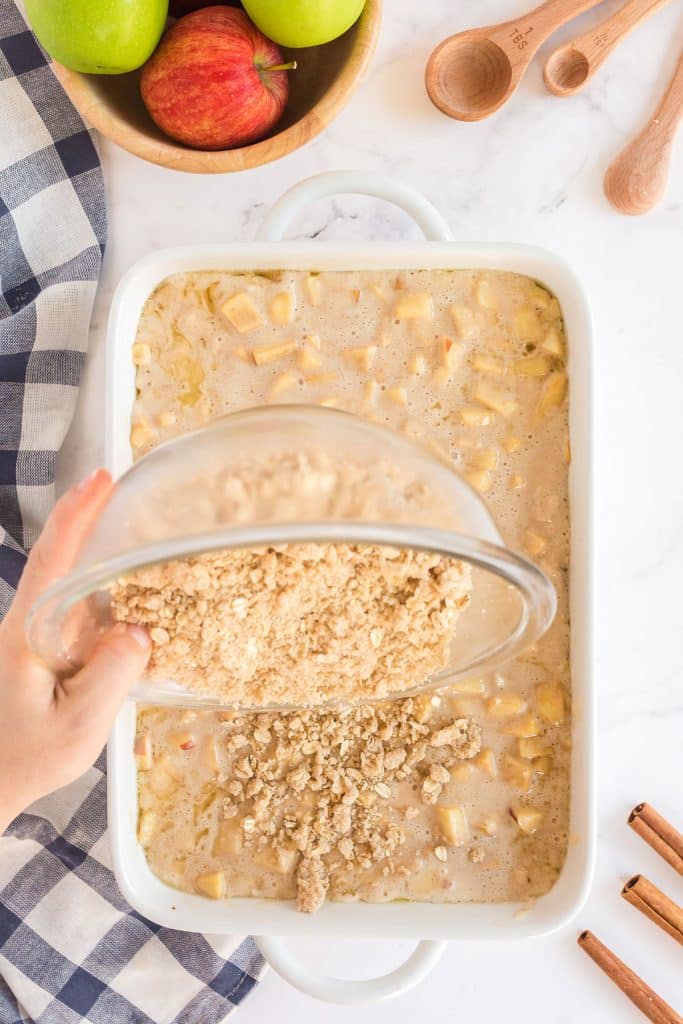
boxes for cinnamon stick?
[622,875,683,947]
[577,931,683,1024]
[628,804,683,876]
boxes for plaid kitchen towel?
[0,4,265,1021]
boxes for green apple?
[242,0,366,48]
[24,0,169,74]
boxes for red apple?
[140,7,293,150]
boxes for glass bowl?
[26,406,556,710]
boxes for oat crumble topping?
[140,699,480,912]
[111,544,471,708]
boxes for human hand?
[0,470,150,833]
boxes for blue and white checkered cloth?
[0,4,264,1020]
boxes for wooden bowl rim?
[53,0,382,174]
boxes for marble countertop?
[59,0,683,1019]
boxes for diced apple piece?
[171,731,196,751]
[532,756,553,775]
[216,823,245,856]
[255,844,299,874]
[344,345,377,371]
[464,469,492,494]
[305,275,322,305]
[538,371,567,416]
[134,733,153,771]
[474,749,497,777]
[269,290,295,326]
[514,308,542,342]
[476,815,498,836]
[459,405,492,427]
[513,355,549,377]
[473,353,505,376]
[306,371,338,384]
[503,435,522,453]
[409,351,427,375]
[251,340,297,365]
[536,681,565,725]
[510,805,543,834]
[221,293,264,333]
[158,411,177,428]
[474,380,517,417]
[518,736,550,759]
[502,754,532,791]
[147,756,179,798]
[214,820,243,856]
[485,693,526,718]
[130,422,156,449]
[196,871,226,900]
[542,329,564,357]
[386,385,407,406]
[450,304,477,338]
[440,336,464,370]
[132,342,151,366]
[232,345,250,363]
[267,372,296,399]
[476,279,497,310]
[509,473,526,490]
[395,292,434,320]
[137,810,157,847]
[436,805,470,847]
[468,447,498,471]
[451,762,474,781]
[298,347,321,372]
[363,379,378,405]
[412,693,440,723]
[503,713,541,738]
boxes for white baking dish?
[106,171,595,1003]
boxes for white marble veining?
[58,0,683,1019]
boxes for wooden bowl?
[53,1,382,174]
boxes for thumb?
[62,623,151,722]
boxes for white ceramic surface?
[58,1,683,1016]
[105,171,594,1003]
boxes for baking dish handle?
[255,936,446,1004]
[256,170,453,243]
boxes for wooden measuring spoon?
[544,0,672,97]
[425,0,608,122]
[604,45,683,214]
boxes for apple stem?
[262,60,298,73]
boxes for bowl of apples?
[27,0,382,173]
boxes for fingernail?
[74,468,106,493]
[121,624,152,652]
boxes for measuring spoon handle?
[545,0,672,95]
[604,48,683,214]
[491,0,610,55]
